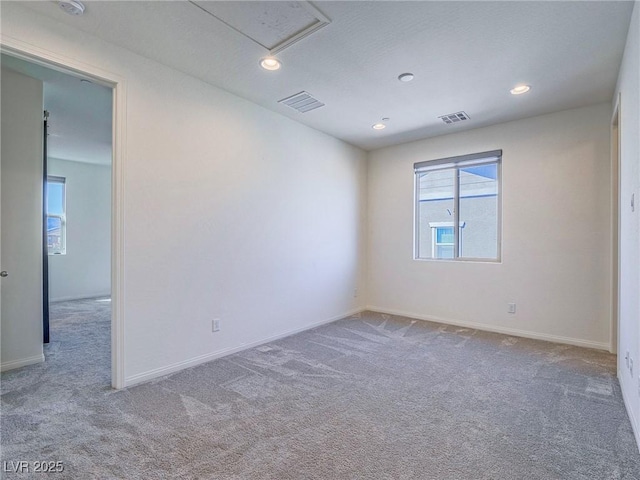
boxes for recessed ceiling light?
[372,123,386,130]
[398,73,414,82]
[510,84,531,95]
[260,57,281,71]
[58,1,85,16]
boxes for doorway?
[611,95,621,358]
[0,42,125,389]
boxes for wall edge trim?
[619,372,640,453]
[365,306,610,351]
[1,354,45,372]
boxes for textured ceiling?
[1,53,112,165]
[191,1,329,52]
[15,1,636,151]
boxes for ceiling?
[1,53,112,165]
[19,1,634,151]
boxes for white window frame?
[414,150,502,262]
[47,176,66,255]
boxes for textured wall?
[1,4,368,385]
[614,0,640,450]
[48,158,111,302]
[368,103,612,349]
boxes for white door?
[0,67,45,371]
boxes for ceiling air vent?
[278,91,325,113]
[439,111,470,124]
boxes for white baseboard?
[619,372,640,453]
[50,293,111,303]
[1,353,45,372]
[365,305,611,351]
[124,307,366,387]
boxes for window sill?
[413,257,502,264]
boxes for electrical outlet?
[212,318,220,332]
[507,303,516,314]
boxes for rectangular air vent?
[278,91,325,113]
[439,111,470,124]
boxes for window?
[428,222,465,259]
[415,150,501,261]
[47,176,66,255]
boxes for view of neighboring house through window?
[47,176,66,255]
[415,150,501,261]
[429,223,459,259]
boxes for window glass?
[458,164,498,259]
[47,177,66,255]
[415,151,501,261]
[417,169,454,259]
[435,227,455,259]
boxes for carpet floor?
[1,299,639,479]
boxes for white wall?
[0,68,44,371]
[615,0,640,449]
[367,103,612,350]
[48,158,111,302]
[1,4,368,385]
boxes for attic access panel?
[190,1,330,54]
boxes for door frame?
[610,94,621,357]
[1,36,127,389]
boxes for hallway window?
[47,176,66,255]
